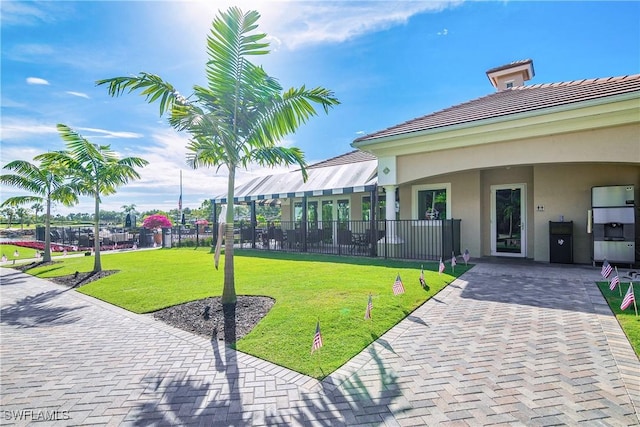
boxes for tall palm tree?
[97,7,339,305]
[0,158,78,261]
[38,124,148,272]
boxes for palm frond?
[0,196,43,207]
[96,72,182,116]
[244,146,308,181]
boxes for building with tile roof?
[352,60,639,264]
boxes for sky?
[1,0,639,216]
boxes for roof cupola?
[486,59,535,91]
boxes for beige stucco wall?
[394,121,639,264]
[399,171,483,258]
[398,164,639,264]
[396,123,639,183]
[532,164,640,264]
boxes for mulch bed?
[10,261,274,342]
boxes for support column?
[380,185,403,257]
[384,185,399,242]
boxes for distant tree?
[97,7,338,310]
[31,202,43,223]
[1,207,15,228]
[0,158,77,261]
[15,207,28,230]
[38,124,148,272]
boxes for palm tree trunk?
[93,192,102,272]
[222,165,237,305]
[43,199,52,262]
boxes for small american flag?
[311,321,323,354]
[393,274,405,295]
[419,266,426,288]
[364,294,373,319]
[463,249,470,265]
[609,273,620,291]
[451,253,457,269]
[438,258,445,275]
[621,283,635,310]
[601,260,613,279]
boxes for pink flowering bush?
[142,214,172,230]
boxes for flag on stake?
[419,266,426,288]
[601,259,613,279]
[364,294,373,319]
[311,321,323,354]
[609,266,620,292]
[620,282,635,311]
[393,274,405,295]
[451,252,457,272]
[438,258,445,275]
[463,249,470,265]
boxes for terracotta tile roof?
[308,150,377,169]
[354,74,640,143]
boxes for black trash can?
[549,221,573,263]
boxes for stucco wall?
[533,164,640,264]
[399,171,483,259]
[396,123,639,183]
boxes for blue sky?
[2,1,639,215]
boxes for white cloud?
[66,91,90,99]
[0,1,65,26]
[175,1,463,50]
[26,77,50,85]
[75,127,143,139]
[0,117,57,140]
[437,28,449,36]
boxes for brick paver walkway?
[1,262,638,426]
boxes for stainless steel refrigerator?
[590,185,636,264]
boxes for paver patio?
[1,261,638,426]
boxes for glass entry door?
[491,184,526,257]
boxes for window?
[294,202,303,222]
[337,199,349,228]
[505,80,514,89]
[413,183,451,219]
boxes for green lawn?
[597,282,640,357]
[0,243,81,262]
[11,248,469,379]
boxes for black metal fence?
[221,219,461,260]
[35,225,139,250]
[35,219,461,261]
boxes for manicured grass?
[13,248,470,379]
[597,282,640,357]
[0,243,81,262]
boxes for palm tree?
[97,7,339,306]
[15,207,28,230]
[38,124,148,272]
[31,202,43,223]
[0,158,78,261]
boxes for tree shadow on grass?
[0,289,85,328]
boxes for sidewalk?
[1,261,638,426]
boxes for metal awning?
[214,159,378,204]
